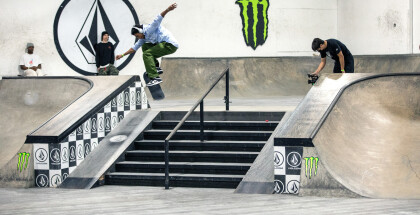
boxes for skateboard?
[143,72,165,100]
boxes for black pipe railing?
[163,68,230,189]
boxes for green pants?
[142,42,177,78]
[98,64,119,76]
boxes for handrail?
[163,68,230,189]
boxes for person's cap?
[102,31,109,38]
[27,43,34,48]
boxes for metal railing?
[163,68,230,189]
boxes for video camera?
[307,74,319,85]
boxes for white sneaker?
[146,78,163,87]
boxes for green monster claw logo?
[236,0,269,50]
[304,157,319,179]
[17,152,30,172]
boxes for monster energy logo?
[236,0,269,50]
[17,152,30,172]
[304,157,319,179]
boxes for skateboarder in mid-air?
[116,3,179,87]
[311,38,354,76]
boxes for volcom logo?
[91,141,98,149]
[77,144,84,159]
[51,174,62,187]
[53,0,139,75]
[105,117,111,130]
[69,146,76,160]
[17,152,30,172]
[111,98,117,107]
[287,152,301,168]
[85,144,91,157]
[274,180,284,194]
[84,120,91,133]
[136,91,141,105]
[287,180,300,194]
[61,147,69,162]
[50,148,61,164]
[99,117,104,131]
[77,126,83,135]
[112,116,117,128]
[274,151,284,167]
[124,92,130,106]
[130,91,135,105]
[91,118,97,132]
[304,157,319,179]
[36,174,49,187]
[119,115,124,123]
[35,148,48,163]
[62,173,69,181]
[236,0,269,50]
[118,94,124,106]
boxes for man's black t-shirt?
[95,42,115,68]
[320,39,352,61]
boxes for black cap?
[101,31,109,39]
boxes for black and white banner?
[274,146,303,194]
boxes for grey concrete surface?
[1,186,420,214]
[159,55,420,100]
[313,75,420,199]
[0,78,91,187]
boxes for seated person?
[19,43,45,76]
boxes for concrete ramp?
[0,77,91,187]
[273,73,419,199]
[313,75,420,198]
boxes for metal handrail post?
[200,101,204,142]
[225,69,230,111]
[164,139,169,189]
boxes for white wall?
[338,0,413,55]
[0,0,336,76]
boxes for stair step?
[152,120,279,131]
[125,150,259,163]
[143,130,272,141]
[134,140,266,152]
[115,161,251,175]
[105,172,243,188]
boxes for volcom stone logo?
[61,147,69,162]
[105,117,111,130]
[69,146,76,160]
[35,148,48,163]
[136,91,141,105]
[287,151,301,168]
[131,91,135,105]
[112,116,117,128]
[304,157,319,179]
[274,180,284,194]
[17,152,30,172]
[85,144,91,157]
[99,117,105,131]
[53,0,139,75]
[274,151,284,167]
[287,180,300,194]
[236,0,269,50]
[36,174,49,187]
[51,174,62,187]
[62,173,69,181]
[124,92,130,106]
[77,144,84,159]
[50,148,61,164]
[91,118,97,132]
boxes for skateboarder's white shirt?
[19,53,45,76]
[132,14,179,51]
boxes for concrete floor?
[1,186,419,214]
